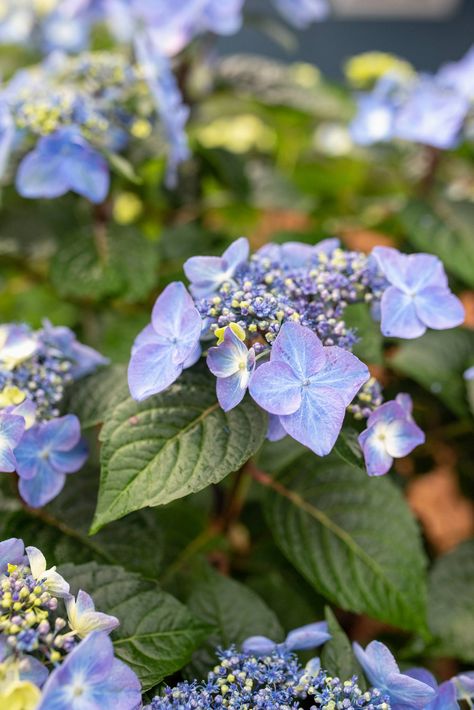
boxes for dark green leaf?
[333,428,365,470]
[64,365,129,428]
[264,456,428,634]
[428,540,474,663]
[60,562,210,689]
[388,328,474,418]
[321,607,365,686]
[92,370,267,532]
[345,303,383,365]
[186,567,283,677]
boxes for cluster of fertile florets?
[0,322,106,507]
[0,538,141,710]
[195,240,386,353]
[150,646,391,709]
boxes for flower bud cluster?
[150,645,391,709]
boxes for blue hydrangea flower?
[405,668,459,710]
[0,537,25,573]
[14,414,88,508]
[0,324,38,370]
[16,126,109,203]
[128,282,202,400]
[393,78,469,149]
[41,322,108,379]
[272,0,329,29]
[257,238,340,268]
[350,89,396,145]
[243,621,331,655]
[438,46,474,101]
[207,327,256,411]
[455,672,474,700]
[353,640,437,709]
[134,31,190,188]
[249,321,369,455]
[358,394,425,477]
[0,412,25,473]
[36,630,141,710]
[65,590,119,639]
[184,237,249,297]
[0,105,14,179]
[372,246,465,339]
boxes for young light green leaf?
[60,562,210,690]
[428,540,474,663]
[92,370,267,532]
[264,456,428,634]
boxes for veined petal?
[266,414,287,442]
[19,467,66,508]
[41,415,81,451]
[14,428,44,480]
[216,370,249,411]
[371,247,409,290]
[359,427,393,477]
[222,236,249,271]
[313,346,369,407]
[271,322,325,379]
[151,282,201,344]
[403,253,448,292]
[380,286,426,339]
[249,361,302,416]
[128,343,182,400]
[280,385,346,456]
[0,447,17,472]
[414,287,465,330]
[0,538,24,573]
[352,641,400,689]
[366,400,406,428]
[385,672,437,709]
[207,329,248,378]
[183,255,225,296]
[0,412,25,450]
[49,438,88,474]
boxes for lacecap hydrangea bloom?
[0,537,141,710]
[0,44,190,197]
[128,237,463,471]
[0,321,106,506]
[350,46,474,150]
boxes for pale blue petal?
[0,447,17,472]
[385,419,425,458]
[131,324,158,354]
[312,346,369,407]
[64,142,109,204]
[366,400,406,428]
[371,247,409,290]
[75,590,96,616]
[273,0,329,28]
[280,386,346,456]
[128,343,182,400]
[183,256,224,295]
[19,466,65,508]
[216,370,248,411]
[249,361,302,416]
[403,254,448,292]
[0,412,25,449]
[404,668,437,689]
[182,341,202,368]
[380,286,426,339]
[359,428,393,477]
[271,322,325,379]
[425,681,458,710]
[0,538,24,573]
[20,655,48,688]
[242,636,278,656]
[207,329,248,378]
[352,641,400,689]
[16,147,68,199]
[284,622,331,651]
[14,428,43,480]
[395,393,413,418]
[41,415,81,451]
[387,673,437,709]
[456,672,474,698]
[267,414,287,442]
[151,282,198,339]
[49,438,88,474]
[415,287,465,330]
[222,236,249,271]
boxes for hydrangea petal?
[222,236,249,271]
[207,329,249,378]
[313,346,369,407]
[242,636,278,656]
[0,537,24,573]
[151,282,201,344]
[280,385,346,456]
[216,370,249,411]
[352,641,400,687]
[19,466,66,508]
[414,287,465,330]
[49,438,88,474]
[284,622,331,651]
[385,419,425,458]
[371,247,409,290]
[14,428,44,480]
[128,343,182,400]
[267,414,287,442]
[249,361,302,416]
[380,286,426,339]
[403,254,448,292]
[41,415,81,451]
[359,426,393,477]
[271,322,326,379]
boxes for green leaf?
[388,328,474,418]
[60,562,210,689]
[321,607,365,686]
[50,226,159,302]
[64,365,129,428]
[345,303,383,365]
[333,427,365,470]
[264,455,428,634]
[428,540,474,663]
[400,199,474,287]
[106,151,143,185]
[92,370,267,532]
[186,567,283,677]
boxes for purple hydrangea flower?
[184,237,249,298]
[372,246,464,339]
[14,414,88,508]
[249,322,369,455]
[16,126,109,203]
[36,630,141,710]
[207,328,256,411]
[128,281,202,401]
[393,78,469,150]
[134,30,190,188]
[358,394,425,477]
[242,621,331,656]
[350,91,396,146]
[272,0,330,29]
[455,672,474,700]
[0,537,25,573]
[257,238,340,268]
[0,411,25,472]
[437,46,474,102]
[41,321,108,379]
[353,640,437,709]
